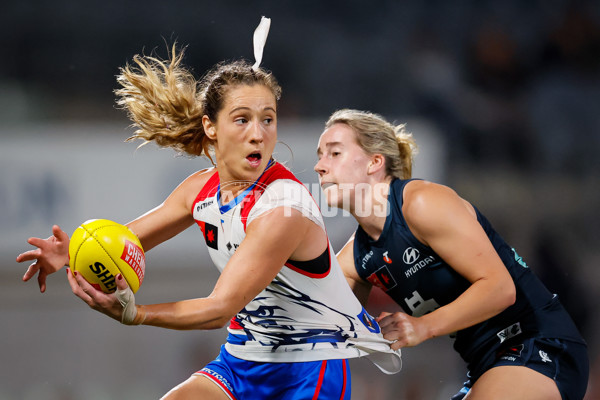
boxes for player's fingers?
[27,236,48,249]
[37,269,48,293]
[66,269,94,304]
[16,249,41,263]
[74,272,117,311]
[375,311,392,322]
[52,225,69,242]
[115,274,130,290]
[22,261,41,282]
[376,313,396,328]
[390,340,404,351]
[381,324,407,344]
[74,271,99,298]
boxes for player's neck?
[350,179,390,241]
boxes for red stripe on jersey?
[191,169,220,212]
[284,261,331,279]
[240,162,303,231]
[229,316,244,330]
[339,359,348,400]
[312,360,327,400]
[192,170,220,231]
[284,247,331,279]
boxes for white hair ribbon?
[252,16,271,71]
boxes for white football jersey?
[192,161,401,374]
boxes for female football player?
[314,109,588,400]
[16,30,401,399]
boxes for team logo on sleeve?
[199,222,219,250]
[366,265,397,291]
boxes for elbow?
[506,284,517,307]
[182,301,237,331]
[204,300,238,330]
[189,313,233,331]
[211,314,235,330]
[498,281,517,312]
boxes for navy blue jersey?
[354,178,585,367]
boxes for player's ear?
[202,115,217,140]
[367,154,385,175]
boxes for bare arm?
[337,235,372,306]
[69,206,325,330]
[378,180,516,349]
[17,169,210,292]
[124,169,211,252]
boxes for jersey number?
[404,290,440,317]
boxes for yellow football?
[69,219,145,293]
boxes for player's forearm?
[421,277,516,339]
[137,297,235,330]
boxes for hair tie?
[252,16,271,71]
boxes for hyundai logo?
[402,247,420,264]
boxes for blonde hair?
[325,109,418,179]
[115,44,282,164]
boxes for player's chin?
[323,189,344,210]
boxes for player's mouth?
[246,152,262,168]
[321,181,336,190]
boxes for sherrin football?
[69,219,145,293]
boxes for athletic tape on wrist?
[115,286,139,325]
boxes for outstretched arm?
[378,181,516,350]
[16,169,207,293]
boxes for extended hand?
[16,225,70,293]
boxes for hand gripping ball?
[69,219,145,293]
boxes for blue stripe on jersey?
[217,158,273,214]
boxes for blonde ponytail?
[115,44,209,158]
[394,124,418,179]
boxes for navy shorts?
[451,337,588,400]
[196,345,351,400]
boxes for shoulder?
[178,168,217,193]
[172,167,218,210]
[402,180,467,241]
[403,180,460,212]
[186,167,218,185]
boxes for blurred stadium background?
[2,1,599,399]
